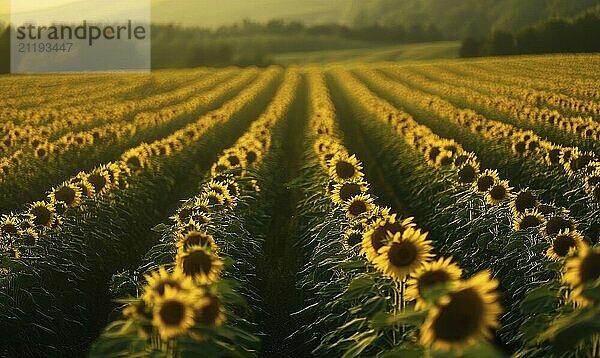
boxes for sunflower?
[485,180,512,205]
[546,230,585,261]
[49,183,82,208]
[28,201,55,228]
[456,160,480,184]
[331,180,368,204]
[197,293,225,326]
[344,194,375,219]
[373,228,433,281]
[343,229,363,250]
[142,267,197,305]
[514,209,546,231]
[87,169,111,196]
[562,245,600,306]
[0,215,21,237]
[510,189,539,216]
[70,175,95,197]
[542,216,575,238]
[177,230,217,252]
[361,214,414,262]
[420,270,501,351]
[545,147,562,165]
[200,191,227,209]
[152,286,206,340]
[454,152,477,168]
[406,257,463,310]
[329,153,364,182]
[360,206,392,228]
[171,206,193,225]
[176,245,223,284]
[472,169,499,193]
[19,228,39,246]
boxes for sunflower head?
[329,153,364,182]
[142,267,196,305]
[343,229,363,250]
[152,286,207,340]
[510,189,539,216]
[176,245,223,284]
[373,228,433,282]
[344,194,375,219]
[420,270,501,351]
[472,170,498,193]
[19,228,39,246]
[331,180,368,204]
[28,201,55,228]
[485,180,512,205]
[563,245,600,306]
[172,206,193,225]
[406,257,462,310]
[543,216,575,238]
[177,230,217,252]
[0,215,21,237]
[49,183,82,208]
[361,214,414,262]
[87,169,111,195]
[456,160,480,184]
[201,191,227,209]
[514,209,546,232]
[546,230,585,261]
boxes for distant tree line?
[0,20,445,72]
[460,11,600,57]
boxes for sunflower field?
[0,54,599,357]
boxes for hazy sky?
[0,0,355,27]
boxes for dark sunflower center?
[346,231,362,247]
[348,200,368,216]
[519,215,542,230]
[562,150,572,161]
[36,148,47,157]
[246,151,258,164]
[545,217,573,236]
[159,300,185,326]
[388,241,418,267]
[206,195,221,206]
[489,185,507,200]
[552,234,576,257]
[579,252,600,284]
[88,173,107,192]
[476,176,495,192]
[2,223,18,234]
[324,153,334,163]
[182,250,213,277]
[23,233,36,246]
[336,161,356,179]
[514,141,526,154]
[227,183,238,197]
[428,147,441,161]
[454,154,470,167]
[458,165,477,183]
[31,206,52,226]
[227,155,240,166]
[183,232,211,249]
[339,183,362,201]
[177,208,191,221]
[439,155,453,166]
[199,295,221,325]
[514,192,537,213]
[210,186,225,195]
[432,287,484,342]
[55,186,76,205]
[418,270,451,295]
[548,149,561,164]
